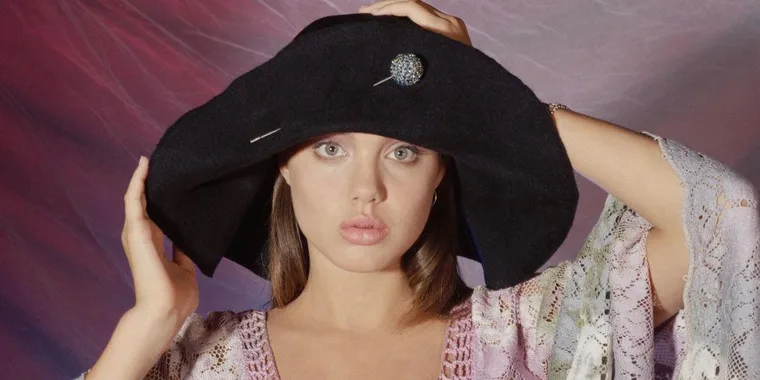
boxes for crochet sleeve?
[470,133,759,379]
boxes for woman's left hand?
[358,0,472,46]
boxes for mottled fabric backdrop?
[1,1,758,378]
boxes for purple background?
[1,1,758,378]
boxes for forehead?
[315,132,402,143]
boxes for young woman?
[77,1,759,379]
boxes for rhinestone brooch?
[373,53,424,87]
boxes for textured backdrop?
[1,1,758,378]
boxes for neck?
[281,250,419,333]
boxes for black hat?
[145,13,578,290]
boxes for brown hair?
[266,161,472,322]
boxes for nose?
[349,157,386,207]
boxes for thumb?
[172,244,197,274]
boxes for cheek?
[287,168,342,237]
[386,182,435,243]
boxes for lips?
[339,215,389,245]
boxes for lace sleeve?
[144,310,247,380]
[70,311,250,380]
[655,134,760,379]
[471,191,653,379]
[470,133,759,379]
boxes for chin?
[319,243,406,274]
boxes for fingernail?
[139,156,146,165]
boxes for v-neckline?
[257,300,471,380]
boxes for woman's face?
[280,133,446,274]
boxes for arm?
[551,108,687,326]
[84,307,182,380]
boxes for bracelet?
[546,102,570,115]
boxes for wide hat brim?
[145,14,578,290]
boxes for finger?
[364,0,457,25]
[139,162,149,214]
[172,244,196,274]
[419,3,456,23]
[370,1,448,29]
[124,156,149,222]
[358,0,412,13]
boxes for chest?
[268,323,448,380]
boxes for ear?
[278,156,292,185]
[433,156,448,188]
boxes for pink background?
[1,1,758,378]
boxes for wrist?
[128,303,192,331]
[87,308,182,380]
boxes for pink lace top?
[147,298,475,380]
[77,133,760,379]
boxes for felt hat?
[145,13,578,289]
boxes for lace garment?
[75,133,759,379]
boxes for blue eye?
[388,145,420,162]
[313,141,347,159]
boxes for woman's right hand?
[85,157,200,380]
[122,156,199,321]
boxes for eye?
[313,141,347,159]
[387,145,420,163]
